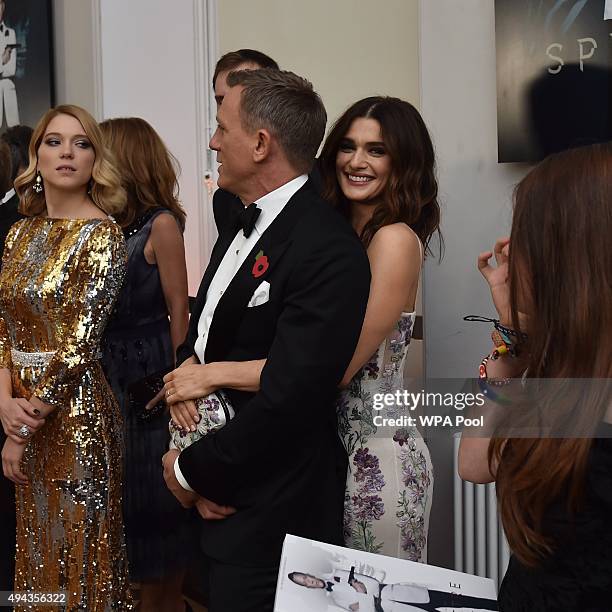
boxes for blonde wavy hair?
[15,104,126,217]
[100,117,186,229]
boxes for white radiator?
[453,434,510,589]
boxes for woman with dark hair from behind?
[165,96,442,561]
[459,142,612,610]
[100,118,193,612]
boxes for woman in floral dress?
[318,96,441,560]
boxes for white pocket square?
[247,280,270,307]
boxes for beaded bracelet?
[477,377,514,406]
[494,320,528,342]
[478,355,514,406]
[479,355,512,386]
[464,315,527,359]
[491,329,521,359]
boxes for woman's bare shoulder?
[369,223,422,259]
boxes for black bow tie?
[236,203,261,238]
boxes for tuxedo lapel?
[204,183,312,363]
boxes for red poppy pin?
[252,250,269,278]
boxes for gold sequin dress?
[0,217,132,611]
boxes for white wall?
[419,0,531,569]
[420,0,530,380]
[218,0,420,124]
[53,0,98,114]
[99,0,211,294]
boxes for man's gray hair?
[226,69,326,173]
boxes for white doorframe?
[193,0,220,268]
[90,0,104,121]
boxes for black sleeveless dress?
[499,422,612,611]
[102,208,196,582]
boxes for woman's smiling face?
[335,117,391,207]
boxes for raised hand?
[478,237,512,325]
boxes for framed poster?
[495,0,611,162]
[0,0,54,133]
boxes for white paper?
[605,0,612,20]
[274,534,498,612]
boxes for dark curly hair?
[320,96,442,256]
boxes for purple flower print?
[351,448,385,522]
[346,448,386,552]
[396,444,431,561]
[352,492,385,523]
[393,428,410,446]
[398,316,414,341]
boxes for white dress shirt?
[174,174,308,492]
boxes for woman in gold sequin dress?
[0,105,132,610]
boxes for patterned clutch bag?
[168,390,235,451]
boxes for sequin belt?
[10,348,103,367]
[10,349,56,368]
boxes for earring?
[33,172,43,193]
[87,179,94,194]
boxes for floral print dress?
[338,312,434,561]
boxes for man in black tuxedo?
[162,69,370,611]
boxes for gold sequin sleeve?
[0,313,10,370]
[0,221,24,369]
[32,221,127,406]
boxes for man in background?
[213,48,279,106]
